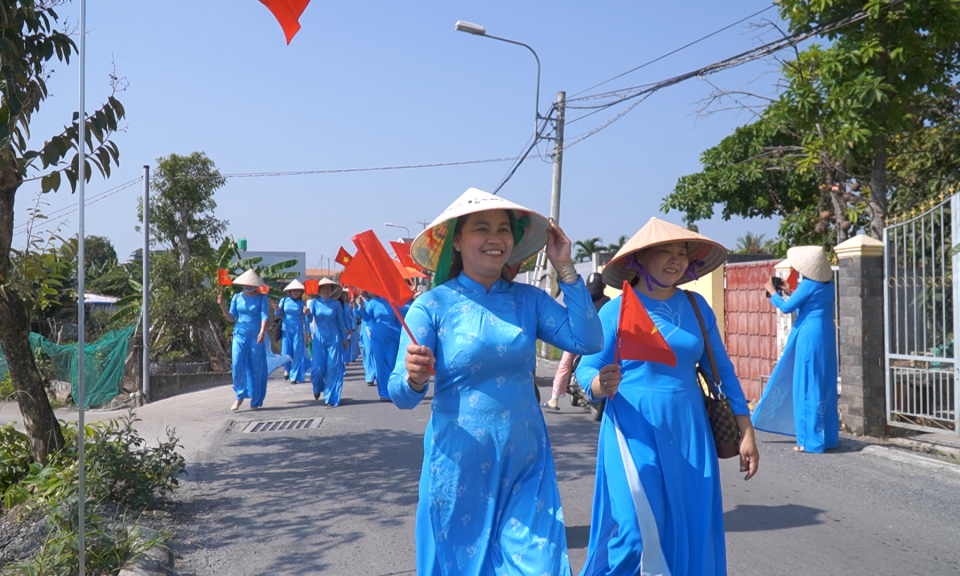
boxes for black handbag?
[685,291,741,459]
[270,296,284,341]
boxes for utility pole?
[142,165,150,403]
[543,90,566,298]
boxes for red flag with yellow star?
[616,280,676,367]
[336,247,353,268]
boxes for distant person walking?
[359,292,378,386]
[309,278,348,407]
[359,292,406,402]
[276,279,310,383]
[753,246,839,453]
[544,272,611,410]
[218,269,270,411]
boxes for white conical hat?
[317,277,343,299]
[283,279,305,292]
[786,246,832,282]
[410,187,550,272]
[233,269,267,288]
[602,218,728,288]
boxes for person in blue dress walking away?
[309,278,348,407]
[360,292,407,402]
[359,292,378,387]
[389,187,604,576]
[218,269,271,411]
[576,218,759,576]
[276,279,310,383]
[753,246,839,453]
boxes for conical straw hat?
[410,188,550,272]
[786,246,832,282]
[602,218,728,288]
[317,277,343,299]
[233,269,267,288]
[283,279,305,292]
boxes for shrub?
[0,374,14,400]
[0,424,32,497]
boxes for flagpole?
[76,0,88,572]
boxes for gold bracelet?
[558,264,579,284]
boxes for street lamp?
[454,20,543,138]
[385,222,411,239]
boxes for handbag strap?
[684,290,725,397]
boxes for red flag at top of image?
[615,280,677,367]
[217,269,232,286]
[258,0,311,44]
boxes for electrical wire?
[219,157,517,179]
[569,5,776,99]
[492,110,556,195]
[13,176,144,237]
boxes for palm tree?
[734,232,768,254]
[606,235,629,253]
[574,237,605,263]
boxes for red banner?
[258,0,311,44]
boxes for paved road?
[4,362,959,575]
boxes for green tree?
[605,235,629,254]
[81,235,117,271]
[0,1,125,463]
[663,0,960,245]
[734,232,767,254]
[140,152,228,292]
[573,237,605,263]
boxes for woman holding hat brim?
[218,269,271,411]
[753,246,839,453]
[388,188,604,576]
[308,278,348,406]
[575,218,758,576]
[276,279,310,383]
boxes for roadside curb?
[881,436,960,462]
[117,526,173,576]
[861,445,960,475]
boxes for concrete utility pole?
[142,165,150,402]
[543,90,566,298]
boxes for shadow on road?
[724,503,826,532]
[173,427,423,575]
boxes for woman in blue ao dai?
[276,280,310,383]
[361,293,406,401]
[389,187,604,576]
[308,278,347,407]
[576,218,759,576]
[753,246,839,453]
[218,269,271,411]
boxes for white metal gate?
[883,194,959,434]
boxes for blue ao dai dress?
[388,273,603,576]
[363,296,405,401]
[576,289,749,576]
[361,315,377,384]
[752,278,839,453]
[229,292,270,408]
[277,296,309,383]
[309,296,347,406]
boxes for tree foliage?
[139,152,228,291]
[0,0,126,463]
[663,0,960,247]
[573,237,605,263]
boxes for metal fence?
[883,194,959,434]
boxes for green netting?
[0,325,136,409]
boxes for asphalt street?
[3,361,959,575]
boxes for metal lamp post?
[385,222,411,239]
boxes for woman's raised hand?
[545,221,573,271]
[405,344,435,386]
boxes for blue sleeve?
[388,299,434,409]
[336,303,347,340]
[274,297,285,318]
[359,302,373,322]
[228,293,238,320]
[534,277,604,356]
[692,293,749,416]
[260,295,270,323]
[576,298,620,403]
[770,278,816,314]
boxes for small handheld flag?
[217,269,232,286]
[615,280,677,367]
[304,279,320,295]
[257,285,270,295]
[786,269,799,291]
[336,247,353,267]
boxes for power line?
[13,177,144,237]
[219,157,517,179]
[492,110,556,195]
[569,5,776,99]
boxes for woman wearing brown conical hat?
[753,246,839,453]
[308,278,347,406]
[218,269,271,411]
[576,218,759,576]
[276,279,310,383]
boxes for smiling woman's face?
[319,286,334,299]
[453,209,514,287]
[639,242,689,288]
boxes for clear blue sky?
[14,0,786,269]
